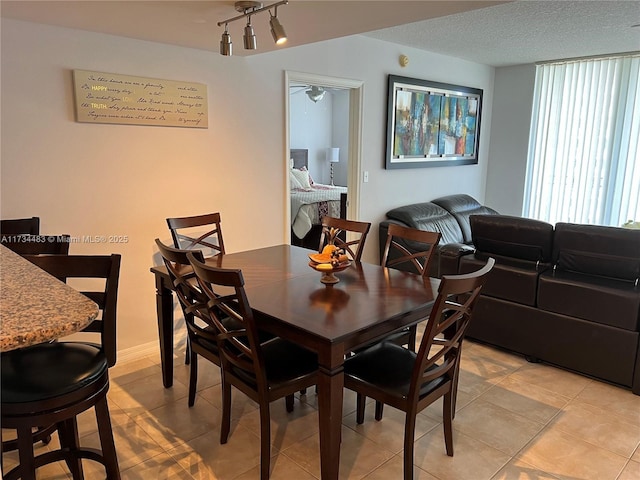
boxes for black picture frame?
[385,75,482,169]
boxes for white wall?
[289,88,333,183]
[485,64,536,215]
[289,88,350,186]
[1,19,495,355]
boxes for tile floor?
[3,338,640,479]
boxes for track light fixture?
[217,0,288,56]
[220,24,232,56]
[243,17,257,50]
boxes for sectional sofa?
[378,194,498,277]
[379,198,640,393]
[459,215,640,394]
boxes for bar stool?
[1,254,121,480]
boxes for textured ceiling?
[365,1,640,66]
[1,1,639,66]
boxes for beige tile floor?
[3,338,640,480]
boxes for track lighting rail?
[217,0,288,27]
[217,0,288,55]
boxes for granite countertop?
[0,246,98,352]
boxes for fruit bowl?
[308,260,351,284]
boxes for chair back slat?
[0,217,40,235]
[319,216,371,262]
[167,212,225,255]
[187,253,270,394]
[411,258,495,397]
[154,239,218,347]
[381,224,441,277]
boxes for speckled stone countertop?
[0,245,98,352]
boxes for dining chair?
[187,252,318,480]
[1,234,70,256]
[167,212,225,255]
[155,238,214,407]
[155,239,280,409]
[166,212,225,365]
[343,258,495,480]
[319,216,371,262]
[0,217,40,235]
[1,254,122,480]
[380,224,441,351]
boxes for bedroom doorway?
[285,71,364,244]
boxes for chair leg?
[285,394,294,413]
[403,411,417,480]
[408,325,417,352]
[188,352,198,407]
[443,391,454,456]
[375,401,384,421]
[185,334,191,365]
[356,393,366,424]
[259,403,271,480]
[95,397,121,480]
[220,378,231,444]
[57,418,84,480]
[16,424,37,480]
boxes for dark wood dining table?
[150,244,437,480]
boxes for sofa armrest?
[440,242,475,258]
[439,243,475,276]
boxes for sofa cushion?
[385,202,464,245]
[538,269,640,331]
[470,215,554,262]
[460,253,543,306]
[553,223,640,281]
[432,194,499,243]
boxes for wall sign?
[73,70,208,128]
[385,75,482,169]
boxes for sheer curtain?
[523,54,640,226]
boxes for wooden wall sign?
[73,70,208,128]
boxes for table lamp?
[327,147,339,186]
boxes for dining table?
[150,243,437,480]
[0,245,99,352]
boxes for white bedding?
[291,184,347,239]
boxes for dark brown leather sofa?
[378,194,498,277]
[459,215,640,394]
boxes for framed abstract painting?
[385,75,482,169]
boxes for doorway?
[284,71,364,243]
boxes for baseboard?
[116,340,160,365]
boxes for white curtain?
[523,54,640,226]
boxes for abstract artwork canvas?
[386,75,482,169]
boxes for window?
[523,54,640,227]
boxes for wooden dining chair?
[187,253,318,480]
[166,213,225,365]
[1,234,70,256]
[0,217,40,235]
[1,254,122,480]
[380,224,442,351]
[343,258,494,480]
[167,212,225,255]
[155,238,214,406]
[155,239,280,409]
[319,216,371,262]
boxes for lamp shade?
[327,147,340,163]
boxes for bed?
[290,148,347,250]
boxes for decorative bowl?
[308,260,351,284]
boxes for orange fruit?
[322,244,337,255]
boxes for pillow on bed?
[299,166,315,185]
[290,171,304,190]
[291,168,312,190]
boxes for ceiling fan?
[290,85,327,103]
